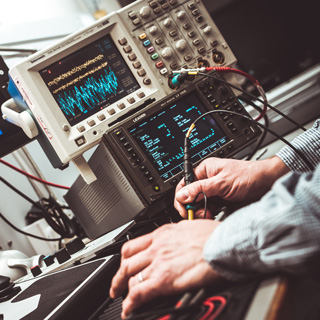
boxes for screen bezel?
[38,33,141,127]
[127,90,230,181]
[20,21,148,133]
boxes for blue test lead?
[168,72,188,89]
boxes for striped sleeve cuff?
[276,119,320,172]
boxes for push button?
[108,108,116,115]
[75,136,86,147]
[43,255,55,267]
[65,237,85,255]
[55,248,71,264]
[139,33,147,40]
[30,266,42,277]
[118,38,127,45]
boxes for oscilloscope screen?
[129,93,229,181]
[39,34,140,127]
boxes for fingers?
[110,235,153,298]
[122,275,161,318]
[174,179,219,218]
[110,250,152,299]
[121,233,153,259]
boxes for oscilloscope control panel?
[103,73,261,205]
[118,0,236,88]
[6,0,237,183]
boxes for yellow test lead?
[188,209,194,220]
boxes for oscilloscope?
[3,0,236,183]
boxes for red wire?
[209,67,260,86]
[207,66,268,121]
[156,296,189,320]
[199,301,215,320]
[157,315,171,320]
[155,294,227,320]
[199,296,227,320]
[0,158,70,189]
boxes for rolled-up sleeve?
[203,164,320,281]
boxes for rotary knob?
[162,47,174,59]
[176,39,187,51]
[149,26,158,35]
[177,11,186,19]
[139,6,151,18]
[203,26,212,34]
[163,18,172,27]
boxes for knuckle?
[128,286,144,305]
[119,259,130,277]
[121,242,130,257]
[128,275,136,288]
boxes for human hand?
[109,220,223,319]
[174,156,289,218]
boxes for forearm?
[250,156,289,197]
[203,164,320,281]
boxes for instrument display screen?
[39,34,140,126]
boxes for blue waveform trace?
[57,67,121,116]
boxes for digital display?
[39,34,140,126]
[129,93,229,181]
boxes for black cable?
[0,176,38,207]
[198,72,307,132]
[193,191,208,219]
[0,212,63,241]
[247,114,269,160]
[239,96,270,160]
[39,196,75,238]
[0,176,75,238]
[246,112,269,160]
[192,109,314,171]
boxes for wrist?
[242,156,289,202]
[264,155,290,178]
[257,156,289,192]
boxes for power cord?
[0,176,76,239]
[0,212,62,242]
[0,158,70,190]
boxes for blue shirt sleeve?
[203,165,320,281]
[276,119,320,172]
[203,119,320,281]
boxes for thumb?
[176,179,213,204]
